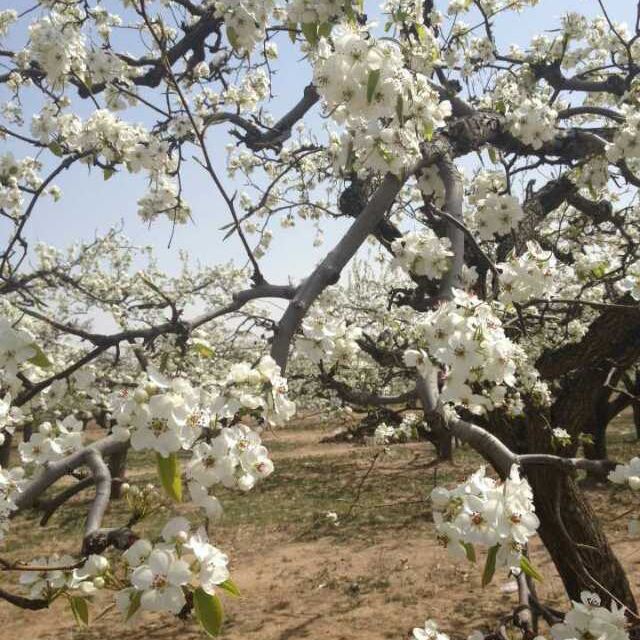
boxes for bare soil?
[1,418,639,640]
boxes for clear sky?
[2,0,634,285]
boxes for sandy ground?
[1,425,639,640]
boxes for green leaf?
[219,579,241,597]
[301,23,318,46]
[318,22,332,38]
[70,596,89,625]
[482,544,499,587]
[367,69,381,104]
[156,453,182,502]
[226,26,239,50]
[126,590,142,622]
[488,146,498,164]
[462,542,476,563]
[28,344,52,369]
[416,24,428,44]
[287,22,297,44]
[519,555,543,582]
[103,168,115,181]
[423,121,434,141]
[49,142,64,157]
[194,588,224,637]
[193,342,215,358]
[395,95,404,124]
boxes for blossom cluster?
[187,424,274,509]
[505,97,558,150]
[296,312,362,366]
[372,413,420,445]
[497,241,565,304]
[431,465,539,570]
[26,12,86,86]
[474,192,524,240]
[417,165,446,208]
[20,553,108,600]
[607,105,640,163]
[0,317,38,382]
[210,355,296,427]
[0,465,24,542]
[112,371,206,458]
[0,153,45,220]
[214,1,275,53]
[413,619,451,640]
[19,415,85,465]
[608,457,640,538]
[550,591,629,640]
[117,518,229,617]
[111,357,295,457]
[286,0,350,27]
[617,261,640,300]
[314,29,451,175]
[30,107,188,223]
[416,590,629,640]
[403,290,533,415]
[391,230,453,280]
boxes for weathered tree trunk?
[529,303,640,611]
[633,371,640,440]
[527,466,636,611]
[0,432,11,468]
[526,412,637,612]
[581,392,610,483]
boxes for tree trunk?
[527,466,636,612]
[633,371,640,440]
[526,413,637,612]
[582,394,609,483]
[0,432,11,468]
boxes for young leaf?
[519,555,543,582]
[49,142,64,157]
[126,590,142,622]
[301,23,318,46]
[416,24,428,44]
[226,26,239,50]
[156,452,182,502]
[193,342,215,358]
[396,95,404,124]
[28,344,52,369]
[194,588,224,637]
[463,542,476,563]
[70,596,89,625]
[482,544,499,587]
[423,122,434,142]
[318,22,332,38]
[488,146,498,164]
[367,69,381,104]
[103,168,115,181]
[287,22,297,44]
[219,579,241,597]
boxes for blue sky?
[2,0,635,285]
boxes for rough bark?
[0,432,11,468]
[525,412,636,612]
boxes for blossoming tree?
[0,0,639,638]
